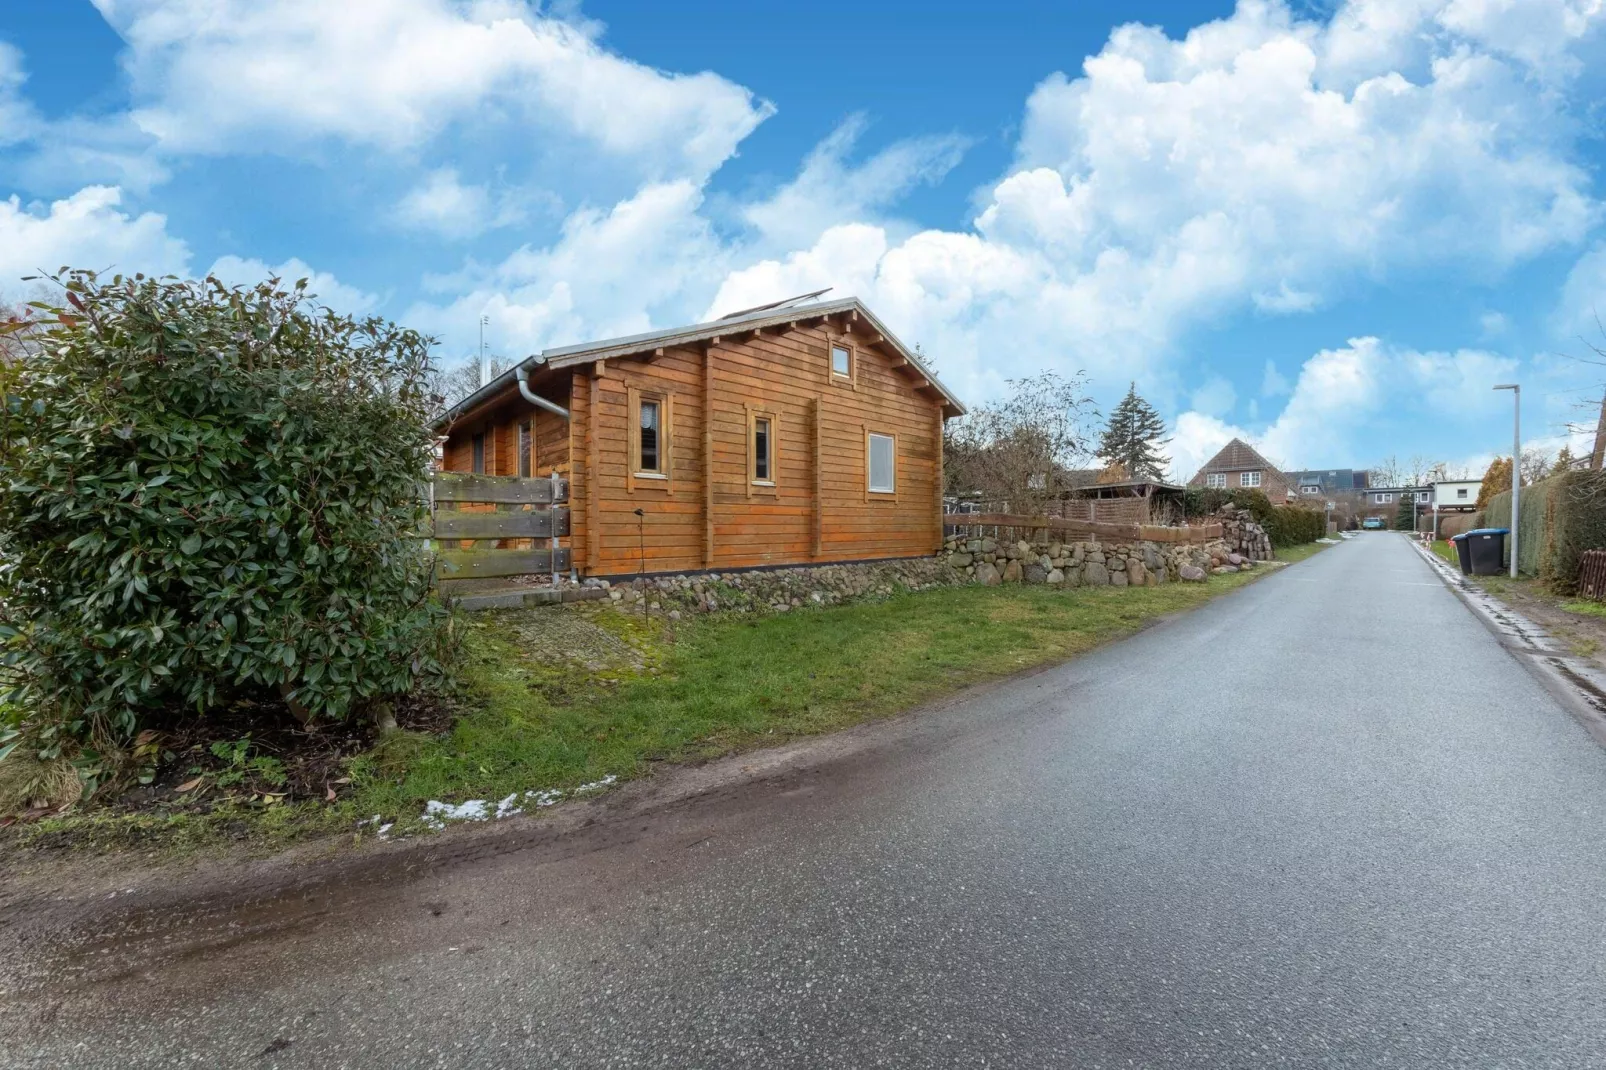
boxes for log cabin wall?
[566,319,947,577]
[443,380,573,479]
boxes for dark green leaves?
[0,268,450,739]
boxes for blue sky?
[2,0,1605,479]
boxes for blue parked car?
[1361,517,1386,530]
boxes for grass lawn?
[347,569,1270,826]
[1275,541,1331,566]
[9,544,1330,854]
[1430,540,1458,566]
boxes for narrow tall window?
[518,420,532,478]
[868,432,895,494]
[754,417,771,481]
[639,399,661,473]
[471,432,485,474]
[831,344,851,378]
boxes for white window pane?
[869,433,895,493]
[832,345,851,376]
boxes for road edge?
[1409,537,1606,749]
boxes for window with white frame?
[867,432,896,494]
[1457,487,1469,499]
[1206,473,1226,488]
[1374,492,1392,504]
[1240,471,1261,488]
[638,398,662,473]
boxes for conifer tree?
[1394,492,1415,531]
[1097,382,1170,480]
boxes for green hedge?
[1183,488,1323,547]
[1265,505,1325,547]
[0,270,450,740]
[1483,470,1606,591]
[1183,487,1274,523]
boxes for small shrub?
[1265,505,1325,547]
[0,270,450,745]
[1183,486,1275,523]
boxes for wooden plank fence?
[1578,549,1606,600]
[429,471,571,586]
[944,512,1220,545]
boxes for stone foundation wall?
[581,532,1263,618]
[594,556,964,616]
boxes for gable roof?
[439,295,965,426]
[1195,438,1283,476]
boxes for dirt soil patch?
[1471,574,1606,666]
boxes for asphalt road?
[10,533,1606,1068]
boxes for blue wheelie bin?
[1466,528,1509,576]
[1450,532,1472,574]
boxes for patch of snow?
[416,776,618,830]
[421,798,491,829]
[1316,537,1338,544]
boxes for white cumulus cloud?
[1168,336,1519,478]
[208,255,379,314]
[0,186,190,300]
[95,0,773,180]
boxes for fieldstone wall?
[593,557,964,617]
[942,533,1250,587]
[1217,507,1274,561]
[578,530,1260,618]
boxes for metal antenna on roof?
[478,315,490,387]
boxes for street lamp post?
[1494,384,1520,578]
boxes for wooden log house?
[436,294,966,578]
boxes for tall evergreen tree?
[1394,492,1415,531]
[1097,382,1170,480]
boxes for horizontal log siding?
[580,321,944,575]
[442,320,948,577]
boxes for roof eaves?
[440,296,967,427]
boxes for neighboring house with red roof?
[1187,438,1295,502]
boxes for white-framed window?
[867,431,896,494]
[1240,471,1261,488]
[638,398,662,473]
[1206,473,1226,488]
[1417,491,1430,502]
[1457,487,1469,499]
[1301,485,1319,495]
[1374,492,1392,504]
